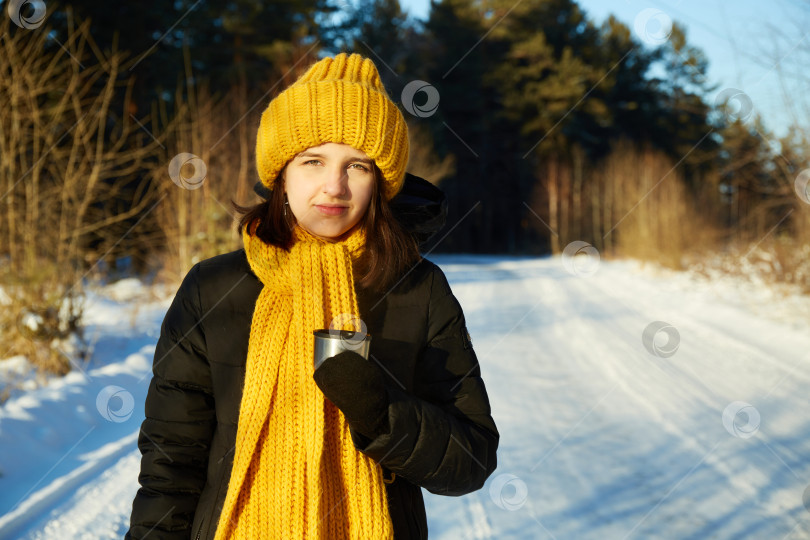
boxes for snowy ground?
[1,254,809,539]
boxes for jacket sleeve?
[126,263,216,539]
[350,264,499,496]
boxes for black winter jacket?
[126,174,500,539]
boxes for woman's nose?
[322,167,348,196]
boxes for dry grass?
[530,139,721,267]
[0,11,162,375]
[596,141,719,269]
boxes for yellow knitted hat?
[256,52,410,201]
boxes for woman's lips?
[315,205,347,216]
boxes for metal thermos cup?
[313,329,371,370]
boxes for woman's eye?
[300,159,368,171]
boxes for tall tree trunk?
[548,159,560,254]
[559,162,569,248]
[573,145,584,241]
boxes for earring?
[284,201,289,217]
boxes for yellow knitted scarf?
[212,221,394,539]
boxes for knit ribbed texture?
[213,223,394,539]
[255,52,409,201]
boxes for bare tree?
[0,10,163,378]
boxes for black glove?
[313,350,390,439]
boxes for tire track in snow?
[22,449,141,539]
[441,260,533,540]
[589,262,810,391]
[557,268,807,537]
[500,262,751,537]
[0,431,140,540]
[456,259,590,540]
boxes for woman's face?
[282,142,375,242]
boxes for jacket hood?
[251,172,447,249]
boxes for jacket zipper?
[195,516,205,540]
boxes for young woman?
[126,52,499,539]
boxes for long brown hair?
[232,163,422,294]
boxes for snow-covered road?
[2,255,809,539]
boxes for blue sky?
[398,0,808,138]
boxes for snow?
[0,356,35,383]
[1,255,809,539]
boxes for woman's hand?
[313,350,390,439]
